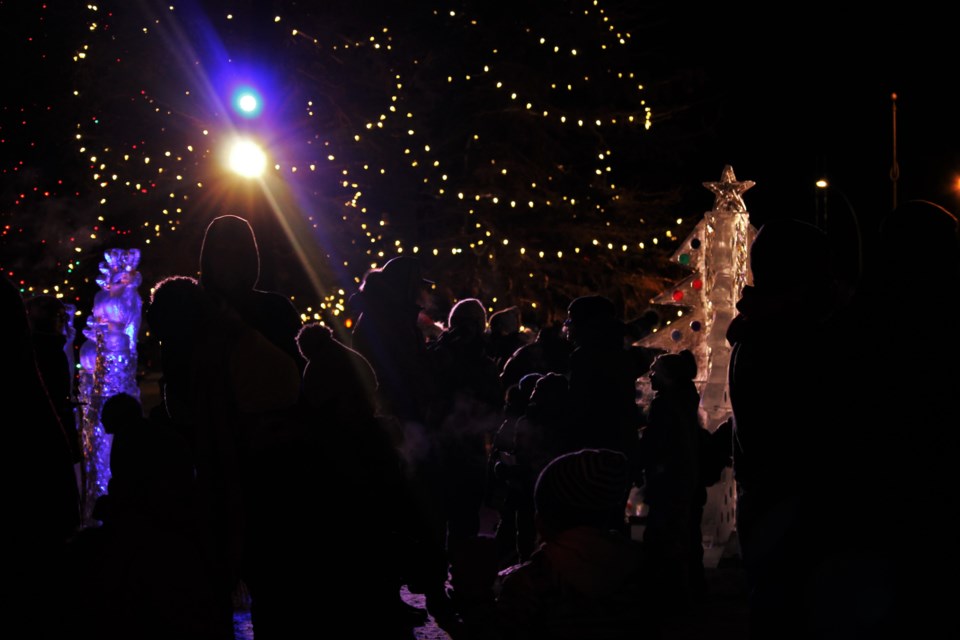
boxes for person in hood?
[638,349,705,612]
[726,218,848,639]
[1,275,80,636]
[837,200,960,636]
[199,214,304,372]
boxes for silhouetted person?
[297,321,379,425]
[293,322,421,635]
[499,322,572,389]
[638,349,704,614]
[349,256,450,623]
[428,298,503,524]
[350,255,438,426]
[427,298,504,621]
[25,294,82,472]
[495,448,654,640]
[145,276,210,441]
[511,372,580,563]
[96,392,194,528]
[199,214,311,637]
[487,305,530,372]
[726,218,847,639]
[1,275,80,636]
[489,372,541,568]
[70,393,218,640]
[146,274,301,639]
[624,308,667,413]
[199,214,304,372]
[564,295,644,467]
[840,200,960,637]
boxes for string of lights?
[2,1,690,326]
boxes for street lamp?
[952,174,960,217]
[816,178,863,286]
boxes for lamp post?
[815,178,829,230]
[890,93,899,211]
[816,178,863,286]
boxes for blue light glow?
[232,86,263,118]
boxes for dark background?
[651,5,958,226]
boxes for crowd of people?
[3,197,958,639]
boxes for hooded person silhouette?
[726,218,849,640]
[1,275,80,636]
[198,214,303,371]
[845,200,960,636]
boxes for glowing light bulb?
[227,139,267,178]
[232,86,263,118]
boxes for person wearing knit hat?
[294,321,419,634]
[295,321,379,425]
[495,448,652,639]
[534,448,632,535]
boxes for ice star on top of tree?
[703,165,755,213]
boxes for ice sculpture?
[639,165,756,430]
[636,166,757,549]
[77,248,142,525]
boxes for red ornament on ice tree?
[672,290,684,302]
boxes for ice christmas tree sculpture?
[639,165,756,431]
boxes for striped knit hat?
[534,448,631,532]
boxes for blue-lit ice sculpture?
[78,248,142,526]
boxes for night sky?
[651,5,958,224]
[2,1,956,321]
